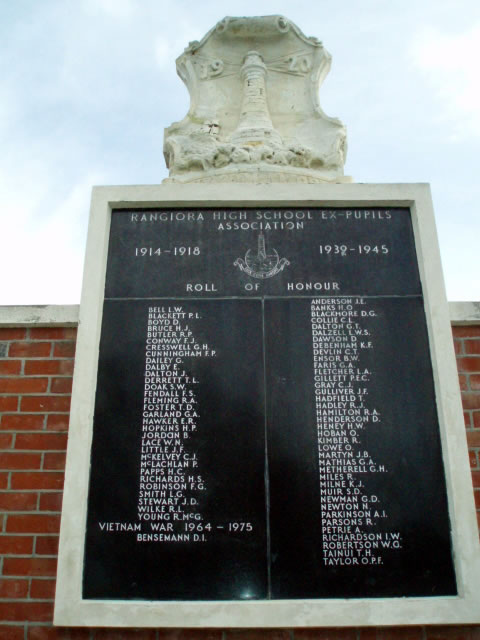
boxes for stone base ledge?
[0,304,79,327]
[449,301,480,325]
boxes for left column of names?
[138,305,215,541]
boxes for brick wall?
[0,324,479,640]
[453,324,480,532]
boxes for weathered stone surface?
[163,16,349,184]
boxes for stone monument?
[54,14,480,630]
[163,15,349,184]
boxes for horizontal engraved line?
[104,294,424,301]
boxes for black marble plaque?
[265,296,455,598]
[83,207,457,600]
[84,299,267,600]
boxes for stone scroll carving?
[163,16,349,184]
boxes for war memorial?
[48,15,480,629]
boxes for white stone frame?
[54,183,480,627]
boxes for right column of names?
[311,296,402,568]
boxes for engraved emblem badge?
[234,233,290,279]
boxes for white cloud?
[154,21,202,71]
[154,38,171,69]
[82,0,134,19]
[2,171,102,305]
[410,24,480,138]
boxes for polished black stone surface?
[265,297,456,598]
[84,299,267,600]
[83,207,457,600]
[104,208,420,298]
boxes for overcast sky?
[2,0,479,304]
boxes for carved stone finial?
[163,15,350,184]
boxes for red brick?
[0,625,25,640]
[0,396,18,411]
[6,514,60,534]
[0,601,53,622]
[223,633,288,640]
[425,626,480,639]
[464,412,472,428]
[46,415,70,431]
[50,377,73,394]
[11,472,64,490]
[0,472,8,488]
[53,342,76,358]
[295,630,357,640]
[0,328,27,340]
[458,375,468,391]
[96,630,159,640]
[9,342,52,358]
[0,491,38,510]
[358,631,383,640]
[453,326,480,338]
[0,378,48,393]
[29,626,92,640]
[0,452,42,469]
[0,360,21,375]
[155,633,226,640]
[3,557,57,577]
[0,433,13,448]
[469,449,479,468]
[453,339,463,355]
[21,396,71,413]
[474,412,480,429]
[467,431,480,447]
[457,357,480,373]
[0,578,29,598]
[221,629,288,640]
[30,578,56,599]
[473,472,480,488]
[30,328,76,340]
[35,535,59,555]
[465,340,480,355]
[39,493,63,511]
[474,489,480,509]
[359,629,424,640]
[25,360,74,375]
[462,394,480,411]
[15,433,67,451]
[390,631,427,640]
[43,453,66,470]
[0,535,34,554]
[1,414,44,430]
[470,375,480,391]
